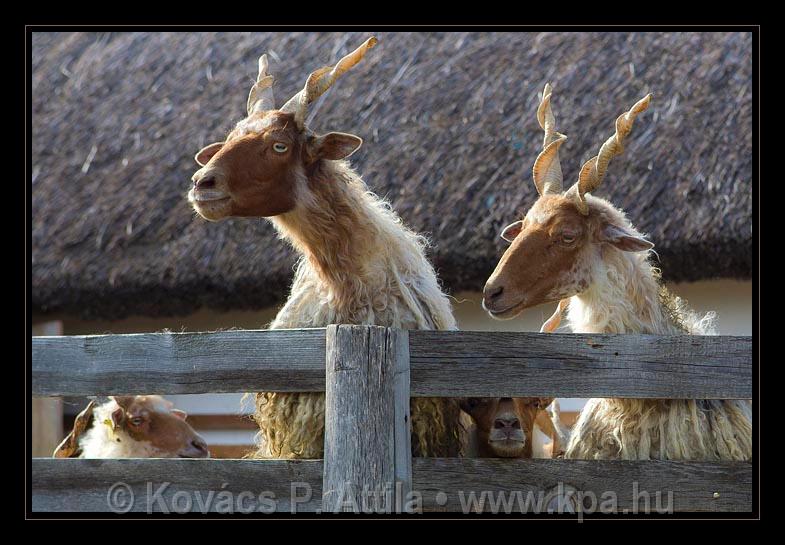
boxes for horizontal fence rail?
[31,458,752,513]
[31,329,752,399]
[32,329,327,396]
[412,459,752,513]
[31,458,323,513]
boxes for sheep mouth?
[489,437,525,446]
[188,188,231,203]
[483,300,527,320]
[188,191,232,222]
[488,438,526,457]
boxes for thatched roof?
[32,31,752,320]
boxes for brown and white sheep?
[481,84,751,461]
[189,37,463,459]
[53,396,209,459]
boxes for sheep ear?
[195,142,224,166]
[500,221,524,242]
[171,409,188,421]
[53,400,96,458]
[307,132,363,163]
[598,223,654,252]
[112,396,135,410]
[110,407,125,429]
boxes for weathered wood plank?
[32,458,751,514]
[391,329,413,510]
[33,330,752,399]
[412,458,752,513]
[409,331,752,399]
[32,329,326,396]
[322,325,408,513]
[31,458,323,513]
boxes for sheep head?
[483,85,654,319]
[107,396,209,458]
[189,36,377,221]
[460,397,554,458]
[57,396,210,459]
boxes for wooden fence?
[31,325,753,514]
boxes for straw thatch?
[32,31,752,319]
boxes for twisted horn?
[280,36,377,128]
[532,83,567,196]
[247,54,276,115]
[568,93,652,214]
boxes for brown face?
[112,396,209,458]
[483,195,594,319]
[483,193,656,320]
[189,112,302,221]
[189,111,362,222]
[460,397,553,458]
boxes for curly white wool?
[563,196,751,461]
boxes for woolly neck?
[272,160,395,304]
[567,245,689,335]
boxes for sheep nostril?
[494,419,509,429]
[486,286,504,300]
[192,439,207,452]
[194,176,216,190]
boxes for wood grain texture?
[322,325,408,513]
[32,328,325,396]
[409,331,752,399]
[31,458,751,513]
[412,458,752,513]
[392,329,413,508]
[31,458,323,513]
[33,329,751,399]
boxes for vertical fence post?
[322,325,412,513]
[391,328,412,510]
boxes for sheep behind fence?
[30,326,753,514]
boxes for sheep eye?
[562,231,577,244]
[273,143,288,153]
[129,417,144,426]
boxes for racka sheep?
[53,396,209,459]
[189,37,463,458]
[482,84,751,461]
